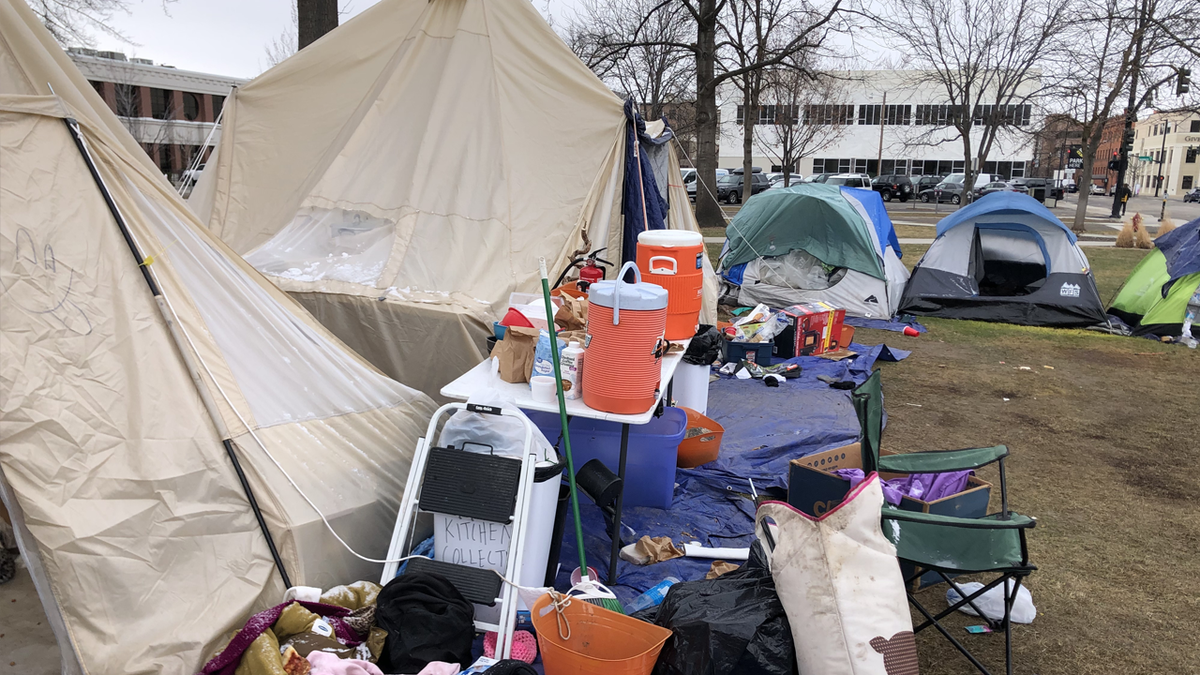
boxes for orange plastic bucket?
[676,407,724,468]
[582,263,668,414]
[531,594,672,675]
[636,230,704,340]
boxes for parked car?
[717,171,771,203]
[181,163,206,185]
[1184,187,1200,203]
[871,174,914,202]
[974,181,1015,197]
[918,181,964,204]
[825,173,872,189]
[686,168,728,201]
[805,172,836,183]
[1089,183,1107,196]
[912,175,946,193]
[1062,179,1077,193]
[1008,177,1062,200]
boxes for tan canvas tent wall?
[189,0,717,398]
[0,2,437,672]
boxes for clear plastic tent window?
[128,184,417,428]
[247,208,396,285]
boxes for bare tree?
[569,0,847,227]
[1050,0,1196,230]
[567,0,695,122]
[298,0,338,50]
[28,0,174,46]
[265,3,300,68]
[753,67,850,185]
[869,0,1070,200]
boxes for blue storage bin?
[526,407,686,509]
[721,339,773,365]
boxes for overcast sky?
[88,0,573,79]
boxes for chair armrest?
[877,445,1008,474]
[881,507,1035,530]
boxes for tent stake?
[61,117,293,589]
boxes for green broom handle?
[539,259,590,579]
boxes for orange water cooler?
[636,230,705,340]
[582,262,668,414]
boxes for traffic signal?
[1108,153,1120,171]
[1122,128,1136,154]
[1177,67,1192,96]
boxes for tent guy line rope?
[177,106,223,197]
[60,113,293,589]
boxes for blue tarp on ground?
[844,315,927,333]
[553,342,907,603]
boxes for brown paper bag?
[492,325,539,383]
[554,294,589,332]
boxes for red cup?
[903,326,920,337]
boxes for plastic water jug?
[636,230,704,340]
[582,262,668,414]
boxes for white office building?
[718,70,1038,180]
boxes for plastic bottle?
[1181,289,1200,349]
[624,577,681,614]
[560,341,585,400]
[531,330,565,379]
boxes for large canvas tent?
[899,192,1106,326]
[0,2,437,672]
[188,0,717,398]
[1109,216,1200,337]
[717,184,909,317]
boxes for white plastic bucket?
[672,362,711,414]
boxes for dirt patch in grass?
[856,307,1199,674]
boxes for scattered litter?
[947,580,1036,624]
[1016,366,1032,371]
[999,361,1005,364]
[706,560,740,579]
[903,403,923,407]
[964,625,993,634]
[1043,365,1054,369]
[735,368,752,380]
[619,536,684,566]
[1002,398,1010,402]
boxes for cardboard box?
[773,302,847,359]
[788,442,992,589]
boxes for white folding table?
[441,340,689,584]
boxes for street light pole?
[1112,0,1148,218]
[1154,119,1168,197]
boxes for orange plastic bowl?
[676,407,724,468]
[531,594,672,675]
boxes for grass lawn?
[717,243,1200,673]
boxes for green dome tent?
[1109,216,1200,338]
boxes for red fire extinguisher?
[553,248,613,293]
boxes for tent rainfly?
[1109,216,1200,337]
[898,192,1107,327]
[0,1,437,672]
[188,0,717,399]
[718,184,910,318]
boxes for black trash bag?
[376,572,475,673]
[683,325,722,366]
[482,660,538,675]
[649,540,798,675]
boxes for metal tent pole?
[62,116,292,589]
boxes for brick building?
[68,49,246,186]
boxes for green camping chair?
[852,370,1037,675]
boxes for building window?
[1190,120,1200,132]
[183,92,200,121]
[114,84,140,117]
[89,80,105,98]
[854,158,869,173]
[883,105,911,125]
[150,88,173,120]
[880,159,909,175]
[858,104,881,125]
[1010,161,1026,178]
[155,144,172,174]
[213,94,225,119]
[805,104,854,126]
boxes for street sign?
[1066,145,1083,169]
[1138,155,1154,161]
